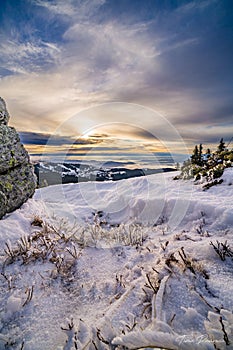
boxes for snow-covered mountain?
[34,161,175,186]
[0,168,233,349]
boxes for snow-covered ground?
[0,169,233,349]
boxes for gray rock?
[0,125,30,173]
[0,191,7,218]
[0,164,36,213]
[0,97,10,125]
[0,97,37,219]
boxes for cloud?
[0,0,232,152]
[0,34,60,75]
[59,20,160,100]
[175,102,233,127]
[174,0,217,15]
[0,16,162,132]
[1,72,109,133]
[34,0,77,17]
[33,0,106,21]
[88,133,110,139]
[19,131,102,146]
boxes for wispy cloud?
[0,38,60,74]
[175,0,217,15]
[33,0,106,19]
[34,0,77,17]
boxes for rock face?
[0,98,36,219]
[0,97,10,125]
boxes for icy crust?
[0,168,232,349]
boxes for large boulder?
[0,98,37,219]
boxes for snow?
[0,168,233,349]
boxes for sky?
[0,0,233,165]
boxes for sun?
[81,130,94,139]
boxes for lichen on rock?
[0,98,36,219]
[0,125,30,173]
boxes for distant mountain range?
[34,162,176,186]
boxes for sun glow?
[82,131,95,139]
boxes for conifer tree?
[198,144,203,165]
[205,148,211,161]
[191,145,199,164]
[218,138,225,153]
